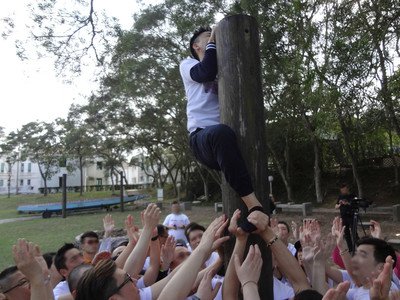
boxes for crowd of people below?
[0,200,399,300]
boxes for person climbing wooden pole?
[179,13,272,299]
[216,14,272,299]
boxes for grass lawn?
[0,191,217,270]
[0,190,150,219]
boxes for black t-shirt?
[337,193,356,216]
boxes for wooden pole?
[62,174,67,218]
[120,171,125,212]
[216,14,272,299]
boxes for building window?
[27,179,31,186]
[0,163,4,173]
[21,163,24,173]
[28,163,32,172]
[20,179,23,186]
[96,178,102,186]
[96,162,103,170]
[140,176,144,182]
[0,179,3,187]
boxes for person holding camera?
[335,183,359,252]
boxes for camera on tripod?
[350,197,373,212]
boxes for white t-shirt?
[163,213,190,243]
[274,276,295,300]
[287,243,296,256]
[179,57,220,133]
[137,277,146,289]
[139,286,152,300]
[53,280,71,300]
[205,251,220,268]
[340,270,399,299]
[346,282,398,300]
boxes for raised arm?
[98,214,115,253]
[189,27,217,83]
[233,245,262,300]
[158,216,229,300]
[248,212,311,293]
[123,204,160,276]
[13,239,53,300]
[142,232,161,287]
[223,209,249,299]
[312,234,336,295]
[115,214,139,269]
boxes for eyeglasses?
[107,273,133,297]
[3,278,29,294]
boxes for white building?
[0,155,171,195]
[0,158,41,195]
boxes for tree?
[58,108,97,195]
[10,121,62,196]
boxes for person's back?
[180,55,219,133]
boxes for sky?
[0,0,158,134]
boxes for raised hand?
[103,214,115,238]
[161,236,176,271]
[233,244,262,286]
[314,234,336,262]
[228,209,248,240]
[331,217,346,250]
[322,281,350,300]
[12,239,49,286]
[369,220,382,239]
[247,212,270,234]
[199,216,229,254]
[369,256,394,300]
[291,221,299,240]
[143,203,161,230]
[195,269,222,300]
[125,214,140,244]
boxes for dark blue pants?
[189,124,253,197]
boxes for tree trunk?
[217,14,272,300]
[301,113,324,203]
[388,129,399,186]
[110,170,115,193]
[284,134,294,202]
[313,139,324,203]
[79,156,84,196]
[267,142,294,203]
[337,112,364,198]
[38,164,48,196]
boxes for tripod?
[350,208,367,253]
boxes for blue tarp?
[17,194,148,213]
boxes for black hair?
[157,224,168,237]
[278,221,290,233]
[171,200,180,205]
[80,231,99,244]
[185,222,206,241]
[294,289,323,300]
[55,243,77,272]
[68,264,93,292]
[75,259,117,300]
[43,252,56,269]
[0,266,18,293]
[356,237,397,269]
[189,26,211,60]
